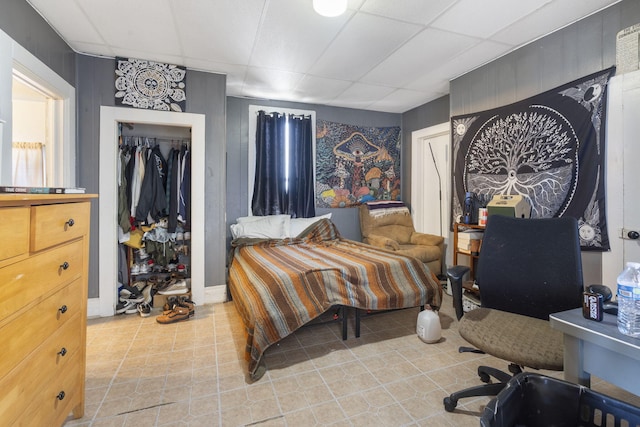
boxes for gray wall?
[76,55,227,297]
[226,97,401,243]
[0,0,75,86]
[445,0,640,284]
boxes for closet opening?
[117,122,193,315]
[98,107,205,317]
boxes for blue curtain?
[252,111,315,218]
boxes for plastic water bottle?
[617,261,640,337]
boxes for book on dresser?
[0,186,86,194]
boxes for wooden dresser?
[0,194,96,426]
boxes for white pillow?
[230,215,290,239]
[235,214,289,223]
[289,213,332,237]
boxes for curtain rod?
[257,110,311,119]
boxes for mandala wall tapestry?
[115,57,186,112]
[316,121,401,208]
[451,66,615,250]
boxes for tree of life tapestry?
[451,66,615,251]
[315,121,401,208]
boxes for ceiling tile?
[311,13,422,81]
[491,0,622,46]
[368,88,447,113]
[406,40,512,90]
[294,75,353,104]
[173,0,265,65]
[250,0,352,73]
[359,0,458,25]
[361,28,480,87]
[327,82,396,109]
[80,0,182,55]
[430,0,554,38]
[242,66,305,100]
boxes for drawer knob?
[60,261,70,270]
[58,305,68,314]
[56,391,65,401]
[58,347,67,357]
[65,218,75,228]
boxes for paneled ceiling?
[26,0,621,113]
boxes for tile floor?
[65,293,640,427]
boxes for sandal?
[156,306,190,324]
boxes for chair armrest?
[410,232,444,247]
[447,265,470,320]
[367,234,401,250]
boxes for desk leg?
[563,334,590,387]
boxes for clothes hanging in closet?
[117,136,191,231]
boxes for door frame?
[97,106,205,317]
[411,122,450,238]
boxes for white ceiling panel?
[79,0,182,55]
[294,75,353,104]
[362,28,480,87]
[369,87,448,113]
[172,0,264,65]
[359,0,458,25]
[25,0,623,113]
[328,82,396,109]
[431,0,554,38]
[406,40,514,91]
[491,0,620,46]
[250,0,350,73]
[311,13,422,81]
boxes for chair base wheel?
[443,396,458,412]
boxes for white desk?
[550,308,640,396]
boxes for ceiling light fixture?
[313,0,347,17]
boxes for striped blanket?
[228,219,441,380]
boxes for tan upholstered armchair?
[358,203,444,276]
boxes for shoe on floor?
[137,302,151,318]
[157,279,189,295]
[116,299,138,314]
[177,295,196,316]
[156,306,190,324]
[119,285,144,303]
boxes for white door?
[411,123,450,238]
[603,70,640,287]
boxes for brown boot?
[156,306,190,324]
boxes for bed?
[227,218,442,381]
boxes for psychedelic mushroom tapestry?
[115,57,187,112]
[451,66,615,250]
[316,121,401,208]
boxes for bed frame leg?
[355,308,361,338]
[341,306,348,340]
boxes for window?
[248,105,316,218]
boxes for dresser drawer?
[0,207,30,262]
[29,353,82,427]
[0,278,82,379]
[0,240,83,325]
[0,333,82,427]
[31,202,90,252]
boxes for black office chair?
[443,215,584,412]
